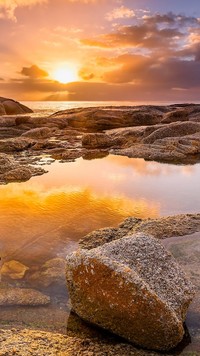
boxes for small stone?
[1,260,29,280]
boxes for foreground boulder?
[0,97,33,115]
[66,234,195,351]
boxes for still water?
[0,155,200,265]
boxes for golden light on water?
[0,183,159,263]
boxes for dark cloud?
[143,12,199,27]
[81,12,199,50]
[1,74,200,102]
[81,23,183,49]
[101,53,200,91]
[20,65,49,78]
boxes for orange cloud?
[0,0,47,21]
[20,65,49,78]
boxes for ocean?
[21,100,189,117]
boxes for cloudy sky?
[0,0,200,101]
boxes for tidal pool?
[0,155,200,353]
[0,155,199,264]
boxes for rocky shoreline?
[0,99,200,184]
[0,98,200,355]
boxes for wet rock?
[79,214,200,250]
[83,149,109,160]
[0,288,50,306]
[1,260,29,280]
[60,149,85,161]
[0,97,33,115]
[66,234,195,351]
[28,258,66,288]
[22,127,53,139]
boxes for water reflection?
[0,155,200,352]
[0,186,158,266]
[0,155,200,266]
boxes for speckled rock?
[0,328,172,356]
[0,137,34,152]
[21,127,53,139]
[79,214,200,250]
[66,234,195,351]
[0,288,50,306]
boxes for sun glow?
[52,65,78,84]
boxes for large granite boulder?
[66,234,195,351]
[0,97,33,116]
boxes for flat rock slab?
[66,234,195,351]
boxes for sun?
[52,66,78,84]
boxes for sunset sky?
[0,0,200,101]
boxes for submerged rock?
[28,258,66,288]
[0,288,50,306]
[1,260,29,280]
[66,234,195,351]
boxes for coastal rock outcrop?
[0,97,33,116]
[50,106,163,131]
[0,153,46,184]
[0,104,200,184]
[66,234,195,351]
